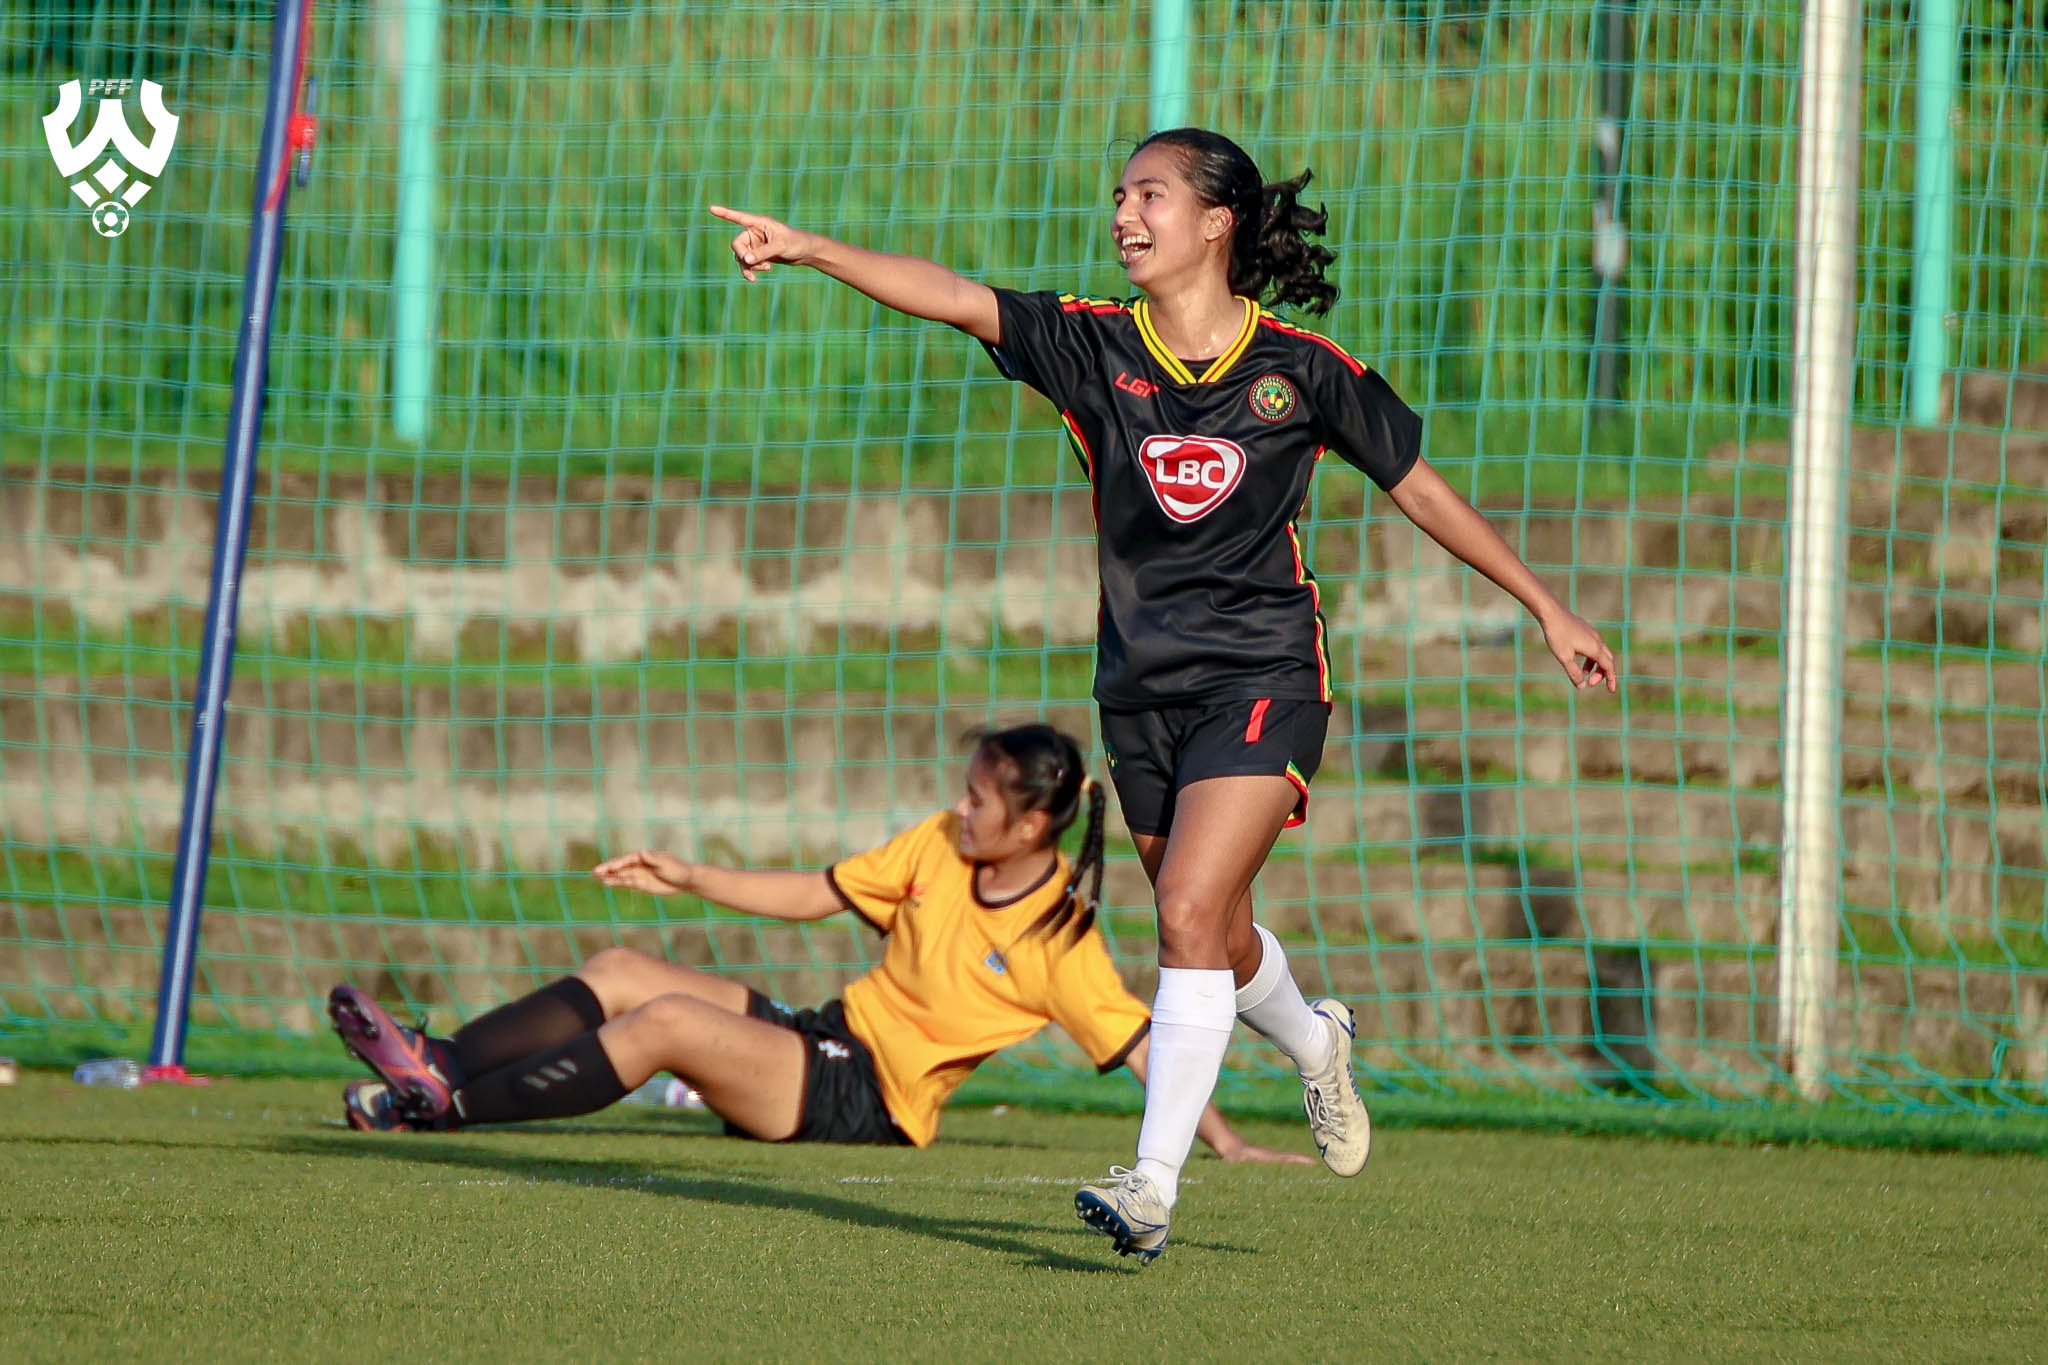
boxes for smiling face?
[1113,142,1235,295]
[952,753,1050,864]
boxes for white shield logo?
[43,80,179,238]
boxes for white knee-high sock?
[1235,924,1335,1077]
[1133,967,1235,1208]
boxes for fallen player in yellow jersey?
[328,722,1307,1165]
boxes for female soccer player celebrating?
[710,128,1617,1262]
[329,724,1302,1168]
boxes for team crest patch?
[1248,374,1297,423]
[984,950,1008,976]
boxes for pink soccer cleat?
[327,984,453,1125]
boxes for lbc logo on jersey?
[1138,435,1246,522]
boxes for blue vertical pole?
[1150,0,1190,131]
[147,0,319,1075]
[1908,0,1958,426]
[392,0,440,442]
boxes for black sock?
[449,977,606,1082]
[451,1031,628,1126]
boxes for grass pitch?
[5,1074,2044,1363]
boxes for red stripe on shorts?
[1244,698,1272,744]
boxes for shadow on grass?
[499,1114,1066,1152]
[1,1134,254,1154]
[271,1132,1254,1270]
[910,1133,1064,1152]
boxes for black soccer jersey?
[983,288,1423,708]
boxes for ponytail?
[1029,777,1106,942]
[1251,170,1338,316]
[1134,128,1340,317]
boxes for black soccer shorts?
[1098,697,1331,837]
[736,992,911,1146]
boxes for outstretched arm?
[592,850,843,922]
[710,205,1002,346]
[1387,458,1619,693]
[1125,1035,1315,1166]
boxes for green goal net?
[4,0,2047,1125]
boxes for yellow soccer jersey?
[831,811,1151,1147]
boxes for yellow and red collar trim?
[1132,296,1261,386]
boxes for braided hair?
[1135,127,1339,316]
[965,723,1108,941]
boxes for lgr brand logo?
[43,79,179,238]
[1115,371,1159,400]
[1138,434,1246,523]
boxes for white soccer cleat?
[1301,998,1372,1176]
[1074,1165,1171,1264]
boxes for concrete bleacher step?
[14,424,2048,571]
[10,899,2040,1092]
[1108,855,1774,948]
[11,444,2048,660]
[11,676,2039,932]
[16,667,2045,800]
[1292,781,2039,931]
[1383,701,2048,804]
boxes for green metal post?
[393,0,440,443]
[1908,0,1957,426]
[1150,0,1190,132]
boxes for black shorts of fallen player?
[1098,698,1332,838]
[728,992,912,1146]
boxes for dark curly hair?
[1135,127,1338,316]
[964,723,1107,942]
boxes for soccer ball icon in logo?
[91,199,130,237]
